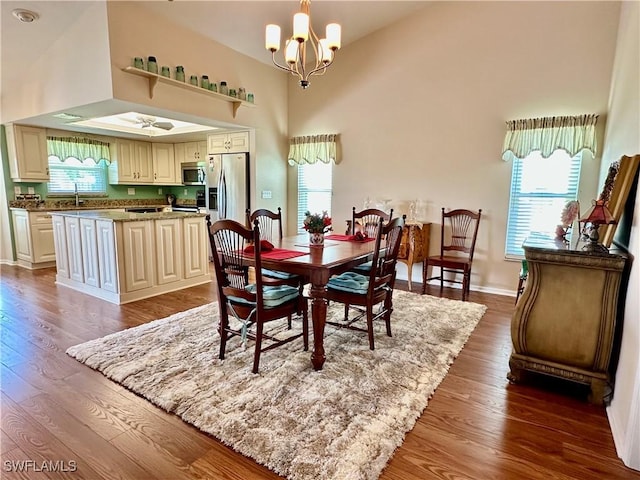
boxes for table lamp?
[579,199,616,254]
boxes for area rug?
[66,290,487,480]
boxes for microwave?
[181,162,206,185]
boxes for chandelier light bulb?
[285,39,299,64]
[293,13,309,42]
[319,39,332,63]
[265,24,281,52]
[326,23,341,50]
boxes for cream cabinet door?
[207,132,249,154]
[152,143,177,184]
[11,210,32,260]
[31,221,56,264]
[155,219,183,284]
[6,124,49,182]
[79,218,100,288]
[183,216,209,278]
[227,132,249,153]
[52,215,69,279]
[135,141,153,183]
[96,220,118,293]
[65,217,84,283]
[121,221,154,292]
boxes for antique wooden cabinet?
[508,236,627,404]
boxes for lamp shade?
[580,200,615,225]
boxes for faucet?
[74,183,82,207]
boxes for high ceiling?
[1,1,430,140]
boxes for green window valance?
[288,134,338,165]
[47,136,111,164]
[502,114,598,161]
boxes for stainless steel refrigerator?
[206,153,250,224]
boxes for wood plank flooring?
[1,264,638,479]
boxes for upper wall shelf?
[122,66,256,118]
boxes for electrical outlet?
[27,187,35,194]
[261,190,272,199]
[14,186,21,195]
[158,188,163,195]
[128,188,135,195]
[184,189,188,195]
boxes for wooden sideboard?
[508,236,627,404]
[397,222,431,291]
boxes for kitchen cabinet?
[10,209,56,269]
[508,236,628,405]
[80,218,100,288]
[51,211,210,304]
[6,124,49,182]
[121,220,155,292]
[109,139,153,184]
[183,215,209,278]
[156,218,183,284]
[175,141,207,164]
[52,215,69,279]
[152,143,179,184]
[207,131,249,154]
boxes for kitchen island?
[51,210,210,304]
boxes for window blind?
[505,150,582,258]
[48,156,107,194]
[297,162,333,233]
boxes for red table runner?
[325,234,375,242]
[244,248,308,260]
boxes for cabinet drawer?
[30,212,53,224]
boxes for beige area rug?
[66,290,487,480]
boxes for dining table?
[256,234,378,370]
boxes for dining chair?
[246,207,283,243]
[421,208,482,301]
[325,215,405,350]
[208,218,308,373]
[350,207,394,238]
[246,207,306,322]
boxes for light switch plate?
[261,190,272,199]
[14,186,21,195]
[27,187,35,194]
[128,188,135,195]
[158,188,162,195]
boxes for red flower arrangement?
[303,211,332,234]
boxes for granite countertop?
[9,199,192,211]
[49,210,207,222]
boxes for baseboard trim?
[608,377,640,471]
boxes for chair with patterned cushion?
[350,207,394,275]
[208,218,308,373]
[421,208,482,301]
[246,208,306,323]
[325,215,405,350]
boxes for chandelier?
[265,0,341,89]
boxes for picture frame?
[600,154,640,247]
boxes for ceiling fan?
[121,115,174,130]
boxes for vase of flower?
[303,210,332,247]
[309,232,325,247]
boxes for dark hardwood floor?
[1,264,638,479]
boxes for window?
[46,136,110,195]
[297,162,332,233]
[48,156,108,194]
[505,150,582,258]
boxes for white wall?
[287,1,620,293]
[1,2,112,124]
[105,2,289,220]
[601,1,640,470]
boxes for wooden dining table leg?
[309,280,328,370]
